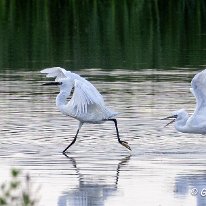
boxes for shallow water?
[1,69,206,206]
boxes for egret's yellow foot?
[120,141,131,151]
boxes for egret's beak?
[161,115,178,127]
[42,82,62,86]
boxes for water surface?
[0,69,206,206]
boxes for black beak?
[42,82,62,86]
[161,115,178,127]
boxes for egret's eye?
[56,82,62,85]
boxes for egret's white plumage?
[41,67,131,153]
[163,69,206,134]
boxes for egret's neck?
[175,116,189,133]
[56,91,71,115]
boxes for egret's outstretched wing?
[191,69,206,115]
[70,73,105,103]
[41,67,103,100]
[41,67,71,81]
[69,79,107,116]
[41,67,108,115]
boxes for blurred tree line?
[0,0,206,70]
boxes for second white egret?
[41,67,131,153]
[163,69,206,134]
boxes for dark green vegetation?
[0,0,206,70]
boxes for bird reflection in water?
[58,155,131,206]
[175,174,206,206]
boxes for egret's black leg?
[63,129,79,154]
[108,119,131,151]
[63,122,83,154]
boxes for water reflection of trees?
[58,155,130,206]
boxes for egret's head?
[58,78,73,90]
[162,109,188,127]
[42,77,74,96]
[43,77,73,88]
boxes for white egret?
[163,69,206,134]
[41,67,131,153]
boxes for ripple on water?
[0,69,206,206]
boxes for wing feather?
[41,68,104,103]
[40,67,71,81]
[70,79,105,116]
[41,67,110,117]
[191,69,206,116]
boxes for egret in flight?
[41,67,131,153]
[163,69,206,134]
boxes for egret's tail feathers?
[106,109,119,119]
